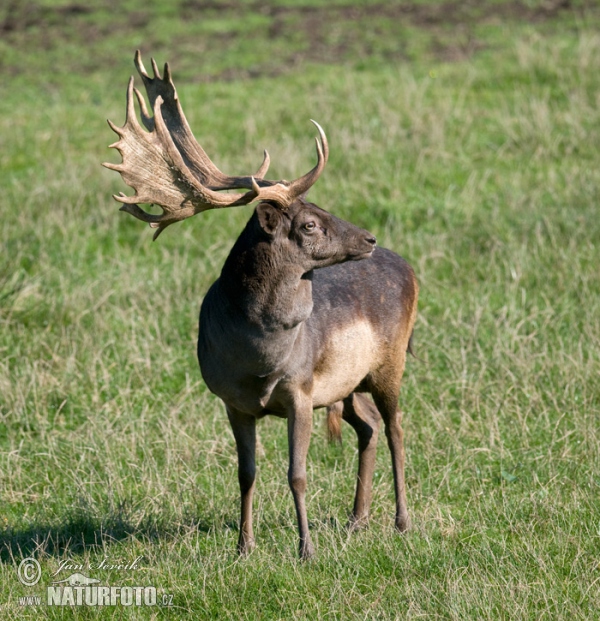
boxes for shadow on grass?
[0,506,235,564]
[1,507,362,564]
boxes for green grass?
[1,0,600,618]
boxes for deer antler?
[248,119,329,208]
[103,51,328,239]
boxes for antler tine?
[134,49,149,78]
[151,57,161,79]
[133,86,153,130]
[248,121,329,209]
[125,76,137,125]
[287,119,329,197]
[163,61,172,83]
[255,150,271,179]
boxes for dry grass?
[1,2,600,619]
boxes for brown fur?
[327,401,343,444]
[199,211,418,557]
[105,53,418,559]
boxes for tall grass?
[1,1,599,619]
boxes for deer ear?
[256,202,282,236]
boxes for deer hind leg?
[226,406,257,555]
[371,386,410,532]
[338,393,382,530]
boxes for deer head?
[253,201,376,273]
[103,51,330,240]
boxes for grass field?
[1,0,600,618]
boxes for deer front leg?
[226,406,257,555]
[287,400,314,559]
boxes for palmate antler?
[103,51,329,240]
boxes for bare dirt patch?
[0,0,586,82]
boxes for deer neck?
[219,233,314,334]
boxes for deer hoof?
[395,513,410,533]
[299,539,315,560]
[237,537,256,556]
[346,515,369,532]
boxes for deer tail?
[326,401,343,444]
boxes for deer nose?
[366,235,377,246]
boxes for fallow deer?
[104,52,418,559]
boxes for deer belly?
[311,320,378,408]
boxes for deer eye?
[303,221,317,231]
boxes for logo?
[52,573,100,586]
[16,557,173,608]
[17,558,41,587]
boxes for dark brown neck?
[219,213,314,332]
